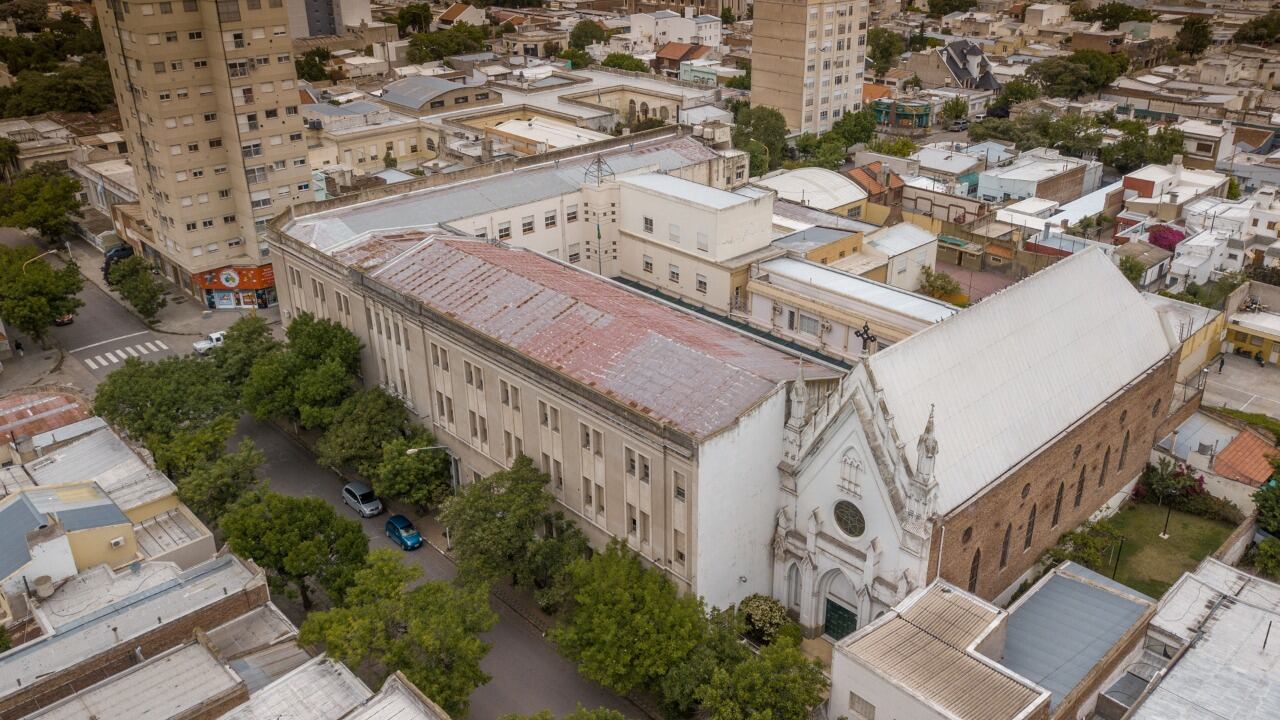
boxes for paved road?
[48,270,180,378]
[236,416,640,720]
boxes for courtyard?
[1204,353,1280,419]
[1100,504,1236,599]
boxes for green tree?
[601,52,649,72]
[211,315,280,388]
[1072,2,1157,30]
[969,112,1104,159]
[941,96,969,121]
[725,66,750,90]
[553,541,707,694]
[830,108,877,146]
[658,608,749,715]
[1118,255,1145,285]
[1233,11,1280,44]
[0,164,82,239]
[1027,57,1095,99]
[406,22,486,63]
[919,266,961,299]
[300,550,496,716]
[569,19,608,49]
[0,245,83,344]
[720,7,735,24]
[866,136,918,157]
[294,48,332,82]
[150,415,237,480]
[1176,16,1212,57]
[732,105,787,172]
[241,312,361,428]
[1227,176,1242,200]
[315,387,409,473]
[1145,457,1197,502]
[94,355,237,444]
[519,513,590,613]
[1254,538,1280,578]
[393,3,432,34]
[700,640,827,720]
[222,490,368,609]
[500,708,626,720]
[926,0,975,17]
[177,438,266,525]
[371,432,453,513]
[558,47,592,69]
[0,137,19,181]
[991,78,1041,113]
[107,256,167,321]
[907,22,930,51]
[0,624,9,652]
[0,57,115,117]
[867,28,904,77]
[440,455,554,585]
[1254,480,1280,535]
[1102,125,1184,173]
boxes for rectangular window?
[668,223,680,244]
[582,477,592,509]
[639,454,650,483]
[797,313,821,336]
[639,511,649,543]
[674,530,686,564]
[522,215,535,234]
[674,470,686,501]
[544,210,557,228]
[498,222,511,240]
[566,204,578,222]
[849,692,876,720]
[695,274,707,294]
[642,255,653,273]
[627,503,637,536]
[568,243,581,264]
[668,264,680,283]
[580,423,592,450]
[643,216,654,233]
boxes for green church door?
[823,598,858,640]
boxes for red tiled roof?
[1213,428,1276,487]
[655,42,711,62]
[438,3,472,22]
[862,83,893,102]
[0,391,91,440]
[846,166,886,195]
[369,237,837,439]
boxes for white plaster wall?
[831,651,950,720]
[1,534,77,596]
[617,183,773,263]
[695,389,786,609]
[977,173,1036,203]
[455,192,591,260]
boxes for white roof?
[754,168,868,211]
[761,257,958,324]
[868,249,1177,513]
[491,117,611,148]
[1003,197,1059,217]
[218,656,372,720]
[619,173,752,210]
[911,147,983,176]
[866,223,936,256]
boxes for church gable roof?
[868,249,1175,514]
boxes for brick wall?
[1034,164,1087,206]
[929,354,1178,599]
[0,584,268,720]
[181,683,251,720]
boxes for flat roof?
[1231,309,1280,338]
[1159,411,1238,460]
[753,168,869,211]
[619,172,753,210]
[218,656,372,720]
[761,258,957,324]
[24,643,241,720]
[24,427,175,512]
[1002,563,1153,710]
[284,135,722,251]
[841,583,1048,720]
[911,146,983,175]
[0,556,262,698]
[492,117,611,148]
[866,222,935,256]
[133,507,209,559]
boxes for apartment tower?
[752,0,867,135]
[96,0,311,309]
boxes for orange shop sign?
[193,264,276,291]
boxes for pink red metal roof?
[372,237,835,440]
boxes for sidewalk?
[0,343,98,396]
[66,239,280,337]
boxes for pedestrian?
[13,341,22,357]
[1218,355,1225,374]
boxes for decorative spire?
[917,405,939,461]
[788,361,809,427]
[910,405,940,522]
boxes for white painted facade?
[1,532,77,597]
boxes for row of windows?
[640,256,708,294]
[425,92,491,109]
[492,205,579,240]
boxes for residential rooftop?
[619,172,753,210]
[23,427,175,512]
[217,655,372,720]
[753,168,869,212]
[865,223,935,257]
[759,257,957,325]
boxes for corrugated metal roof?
[24,428,175,512]
[218,656,372,720]
[870,249,1176,513]
[26,485,129,531]
[843,584,1046,720]
[0,494,43,580]
[371,238,834,440]
[1003,563,1152,710]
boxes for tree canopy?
[927,0,976,17]
[1234,11,1280,44]
[969,112,1103,158]
[989,78,1040,114]
[1071,1,1157,30]
[300,550,496,716]
[1175,16,1212,57]
[0,245,83,343]
[222,490,368,609]
[866,136,918,158]
[1101,123,1183,174]
[294,48,334,82]
[601,52,649,72]
[406,22,486,64]
[732,105,788,175]
[867,28,904,77]
[1027,50,1127,99]
[211,315,281,388]
[699,641,827,720]
[941,96,969,121]
[177,438,265,526]
[0,163,83,239]
[241,312,362,429]
[94,354,237,444]
[315,387,410,474]
[370,432,454,513]
[107,256,167,321]
[393,3,433,34]
[919,267,962,299]
[569,20,607,50]
[0,57,115,117]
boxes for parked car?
[384,514,423,550]
[102,244,134,281]
[950,119,969,131]
[193,331,226,355]
[54,313,75,326]
[342,482,383,517]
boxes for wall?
[696,390,786,608]
[831,652,953,720]
[929,354,1178,599]
[66,524,138,572]
[1211,515,1256,565]
[123,494,180,525]
[0,581,269,719]
[0,533,76,596]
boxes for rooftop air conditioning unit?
[109,536,126,549]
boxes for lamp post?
[406,445,458,549]
[21,248,58,273]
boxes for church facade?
[770,249,1184,639]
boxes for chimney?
[14,435,35,463]
[481,136,493,163]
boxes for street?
[236,416,641,720]
[48,277,180,377]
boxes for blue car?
[385,514,423,551]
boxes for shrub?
[1171,490,1244,525]
[740,593,789,644]
[1253,538,1280,579]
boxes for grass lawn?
[1101,503,1235,599]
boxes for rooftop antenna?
[584,154,615,187]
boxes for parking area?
[1203,353,1280,418]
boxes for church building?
[771,249,1185,640]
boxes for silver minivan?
[341,482,383,517]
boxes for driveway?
[1203,353,1280,418]
[236,416,640,720]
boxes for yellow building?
[1225,309,1280,366]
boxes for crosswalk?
[82,339,170,370]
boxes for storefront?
[192,264,277,310]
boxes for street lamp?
[407,445,459,549]
[21,248,58,273]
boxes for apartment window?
[696,232,709,252]
[797,313,821,336]
[674,470,686,501]
[159,0,172,11]
[625,448,637,476]
[159,90,171,101]
[522,215,535,235]
[498,222,511,240]
[214,164,227,175]
[674,530,686,564]
[154,62,166,73]
[286,106,299,116]
[185,221,197,232]
[183,0,196,9]
[250,191,272,209]
[289,132,302,142]
[164,31,178,42]
[188,30,202,39]
[695,274,707,294]
[568,243,581,264]
[849,692,876,720]
[582,477,593,509]
[245,166,267,184]
[668,264,680,283]
[203,112,217,122]
[223,213,236,223]
[643,216,654,233]
[242,141,263,158]
[668,223,680,243]
[464,361,484,390]
[580,423,592,451]
[566,204,578,222]
[627,503,637,536]
[544,210,557,228]
[194,59,208,68]
[639,455,650,483]
[469,411,479,442]
[642,255,653,273]
[500,380,520,410]
[201,218,214,229]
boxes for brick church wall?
[927,353,1178,599]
